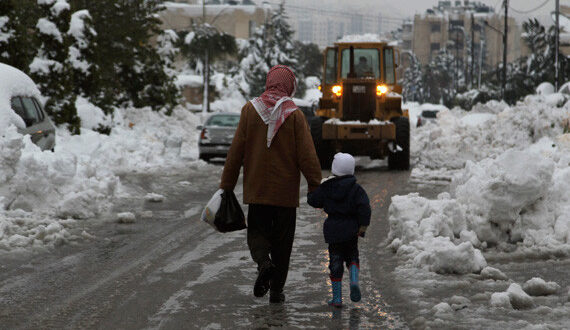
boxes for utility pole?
[471,13,475,89]
[555,0,560,92]
[202,0,210,114]
[502,0,508,100]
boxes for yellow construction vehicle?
[310,41,410,170]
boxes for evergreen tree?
[266,2,303,96]
[423,49,456,105]
[67,9,98,98]
[265,2,297,69]
[30,0,80,134]
[294,41,322,78]
[0,1,40,71]
[239,2,303,98]
[0,2,15,61]
[70,0,178,112]
[402,53,424,103]
[240,25,269,99]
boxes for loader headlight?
[376,84,388,96]
[332,85,342,97]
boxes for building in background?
[159,0,267,40]
[402,1,522,74]
[260,0,404,48]
[561,5,570,57]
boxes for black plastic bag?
[214,190,246,232]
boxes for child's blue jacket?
[307,175,371,243]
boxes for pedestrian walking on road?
[307,152,371,307]
[220,65,322,303]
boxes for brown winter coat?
[220,102,322,208]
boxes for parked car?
[198,112,241,162]
[416,109,439,127]
[1,63,56,151]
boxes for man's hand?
[358,225,367,238]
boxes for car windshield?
[421,110,438,118]
[206,114,240,127]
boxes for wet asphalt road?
[0,162,442,329]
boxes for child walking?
[307,152,371,307]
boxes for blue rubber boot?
[349,264,361,302]
[328,280,342,307]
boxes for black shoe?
[254,261,275,297]
[269,290,285,303]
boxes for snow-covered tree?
[402,53,424,102]
[422,49,456,105]
[265,2,297,69]
[67,10,98,98]
[157,29,180,77]
[0,2,15,61]
[239,25,269,99]
[30,0,80,134]
[238,2,306,98]
[181,23,237,113]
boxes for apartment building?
[401,0,521,72]
[159,0,267,40]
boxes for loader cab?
[318,42,403,122]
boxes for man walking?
[220,65,322,303]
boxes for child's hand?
[358,226,367,238]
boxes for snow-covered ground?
[0,63,322,252]
[0,103,207,251]
[390,87,570,327]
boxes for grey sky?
[262,0,565,25]
[385,0,559,23]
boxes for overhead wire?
[508,0,552,14]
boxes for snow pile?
[387,192,486,274]
[76,97,111,130]
[522,277,561,296]
[412,95,569,172]
[389,136,570,274]
[0,126,119,250]
[390,91,570,275]
[491,283,534,309]
[1,100,203,251]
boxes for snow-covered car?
[198,112,241,162]
[416,109,439,127]
[1,63,56,151]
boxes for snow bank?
[1,103,203,251]
[389,93,570,275]
[76,97,111,130]
[412,94,569,172]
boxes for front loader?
[310,41,410,170]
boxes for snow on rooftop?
[0,63,41,129]
[175,74,203,87]
[337,34,386,43]
[163,2,258,16]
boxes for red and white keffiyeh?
[251,65,298,148]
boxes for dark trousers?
[328,237,359,281]
[247,204,296,293]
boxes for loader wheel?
[310,117,334,170]
[388,116,410,170]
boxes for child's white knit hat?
[331,152,355,176]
